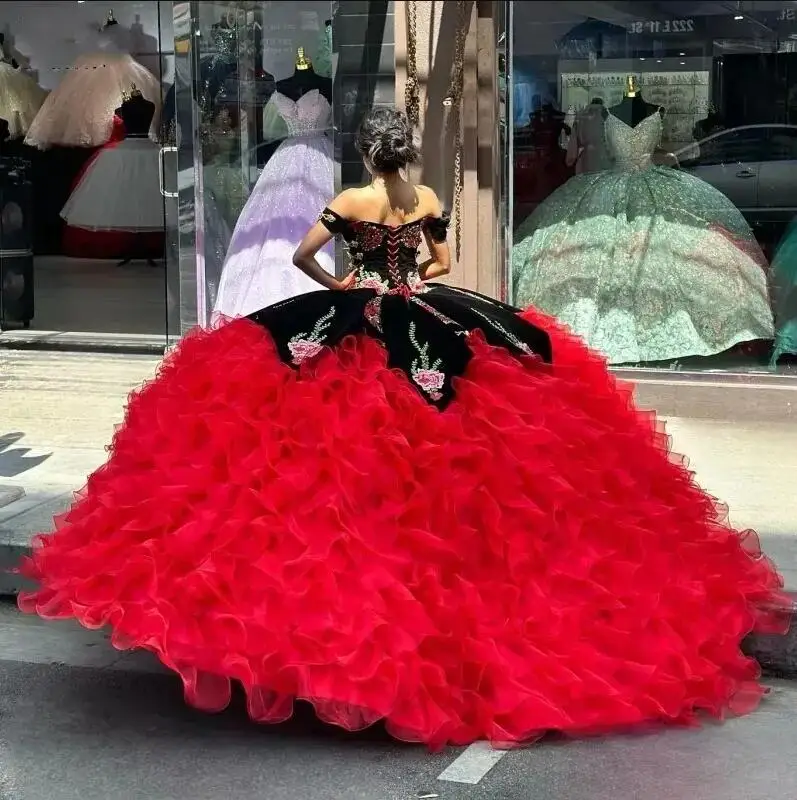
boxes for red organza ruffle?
[18,310,789,750]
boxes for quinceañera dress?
[0,62,47,139]
[512,109,774,364]
[24,53,160,150]
[20,209,787,750]
[212,90,334,319]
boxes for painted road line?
[437,742,508,784]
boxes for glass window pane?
[509,0,797,373]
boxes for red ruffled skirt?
[18,308,788,750]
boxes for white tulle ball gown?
[0,62,47,139]
[24,53,160,150]
[59,96,164,236]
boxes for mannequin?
[102,8,119,29]
[609,75,664,127]
[59,83,164,266]
[275,47,332,103]
[115,84,156,137]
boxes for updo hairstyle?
[355,108,420,173]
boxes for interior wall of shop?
[0,1,174,88]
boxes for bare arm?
[418,190,451,281]
[293,192,357,291]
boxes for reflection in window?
[192,2,335,322]
[508,1,797,373]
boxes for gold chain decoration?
[404,0,470,260]
[442,0,469,261]
[404,0,420,127]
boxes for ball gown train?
[212,90,335,320]
[512,109,774,364]
[19,209,787,750]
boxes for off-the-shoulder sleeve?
[318,207,348,235]
[423,213,451,243]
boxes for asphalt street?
[1,599,797,800]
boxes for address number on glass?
[629,19,695,34]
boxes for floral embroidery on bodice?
[605,111,662,171]
[247,207,552,410]
[269,90,332,137]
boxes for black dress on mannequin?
[275,64,332,103]
[115,94,156,138]
[609,93,663,128]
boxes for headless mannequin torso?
[115,93,155,138]
[276,64,331,103]
[609,94,663,128]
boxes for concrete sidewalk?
[0,349,159,591]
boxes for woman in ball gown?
[19,109,787,751]
[512,100,774,365]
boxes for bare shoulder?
[327,187,367,219]
[415,184,443,216]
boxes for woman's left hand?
[338,270,356,290]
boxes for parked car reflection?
[674,124,797,255]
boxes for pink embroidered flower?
[288,339,323,363]
[358,276,387,293]
[413,368,445,392]
[364,297,383,332]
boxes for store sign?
[628,19,696,35]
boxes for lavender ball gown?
[212,90,334,320]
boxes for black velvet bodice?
[247,208,552,410]
[319,207,448,295]
[115,96,155,138]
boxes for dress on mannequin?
[512,89,773,365]
[0,61,47,140]
[25,53,160,150]
[213,57,334,320]
[60,93,165,262]
[18,204,788,750]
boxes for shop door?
[163,1,266,337]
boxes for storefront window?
[178,1,336,327]
[0,1,350,342]
[508,1,797,374]
[0,1,174,344]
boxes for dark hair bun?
[355,108,420,172]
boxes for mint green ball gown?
[512,110,774,365]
